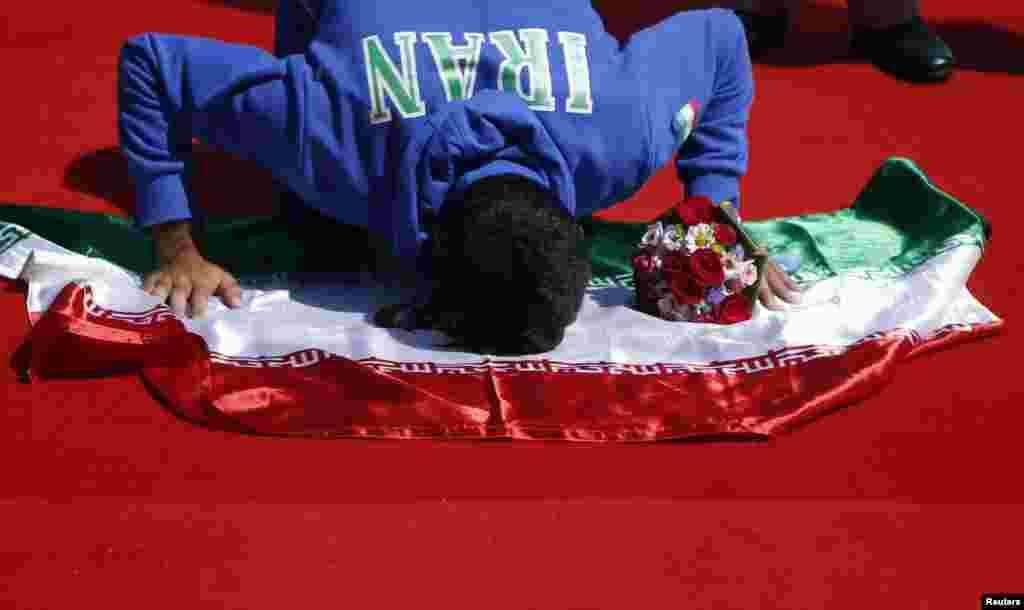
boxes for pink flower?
[740,260,759,287]
[721,253,739,276]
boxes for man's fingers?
[189,282,216,320]
[215,272,243,308]
[168,283,191,317]
[766,265,802,305]
[758,282,785,311]
[756,264,803,312]
[779,266,801,292]
[142,272,160,294]
[148,277,173,303]
[143,273,170,297]
[147,260,242,319]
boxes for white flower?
[661,225,685,252]
[684,223,717,253]
[640,222,664,248]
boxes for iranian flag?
[0,159,1002,441]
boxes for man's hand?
[144,221,243,319]
[143,249,243,319]
[757,259,802,311]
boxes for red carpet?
[2,1,1022,607]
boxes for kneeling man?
[118,0,799,354]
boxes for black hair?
[421,174,592,355]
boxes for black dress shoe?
[850,16,955,83]
[735,9,790,57]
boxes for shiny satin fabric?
[15,251,1001,441]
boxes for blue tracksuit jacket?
[119,1,753,265]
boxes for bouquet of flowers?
[632,196,765,324]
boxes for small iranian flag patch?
[673,99,701,149]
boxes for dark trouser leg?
[274,0,320,57]
[723,0,791,56]
[272,2,376,271]
[846,0,920,29]
[279,203,377,272]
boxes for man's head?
[423,174,591,355]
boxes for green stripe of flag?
[582,158,989,284]
[0,158,990,285]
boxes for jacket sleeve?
[677,10,753,208]
[118,33,311,228]
[624,9,754,209]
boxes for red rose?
[632,253,658,276]
[677,196,716,226]
[661,251,688,275]
[713,223,738,246]
[669,269,705,305]
[689,249,726,287]
[717,293,754,324]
